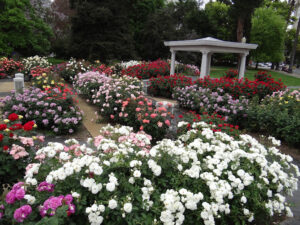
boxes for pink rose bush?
[0,123,299,224]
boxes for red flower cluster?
[30,66,51,77]
[194,76,286,100]
[148,74,193,98]
[177,111,240,137]
[8,113,19,122]
[91,64,113,76]
[122,59,170,79]
[224,69,238,79]
[0,58,23,78]
[254,70,273,82]
[23,121,35,131]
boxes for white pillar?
[238,53,248,79]
[207,53,212,76]
[170,49,176,75]
[200,51,209,78]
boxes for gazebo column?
[238,52,248,79]
[206,53,212,76]
[200,50,209,78]
[170,49,176,75]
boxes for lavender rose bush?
[173,85,249,124]
[0,88,83,134]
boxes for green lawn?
[208,66,300,87]
[47,57,65,65]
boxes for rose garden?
[0,55,300,225]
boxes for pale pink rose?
[157,122,163,127]
[150,113,157,118]
[165,120,171,126]
[161,113,167,117]
[136,108,141,112]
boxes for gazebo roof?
[164,37,258,52]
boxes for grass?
[208,66,300,87]
[47,57,65,65]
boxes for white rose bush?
[0,122,299,224]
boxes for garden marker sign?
[164,37,258,79]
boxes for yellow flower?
[18,115,23,119]
[284,101,288,104]
[3,119,9,123]
[44,80,47,83]
[32,136,37,140]
[42,85,46,89]
[51,80,55,85]
[4,128,10,132]
[33,124,37,128]
[42,73,47,77]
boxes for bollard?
[15,73,25,88]
[14,77,24,96]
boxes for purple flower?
[42,119,49,125]
[54,128,58,132]
[15,188,25,200]
[37,181,55,192]
[13,205,32,223]
[69,129,74,133]
[5,191,16,204]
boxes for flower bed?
[0,87,83,135]
[148,74,193,98]
[0,123,298,224]
[243,89,300,146]
[57,58,91,82]
[173,85,248,124]
[0,58,23,78]
[0,114,44,192]
[194,76,286,100]
[122,59,170,79]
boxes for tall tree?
[251,7,286,66]
[0,0,53,56]
[69,0,137,61]
[218,0,264,42]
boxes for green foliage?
[251,7,286,63]
[0,0,53,56]
[243,90,300,146]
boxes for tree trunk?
[255,62,258,70]
[236,16,244,42]
[286,0,296,27]
[289,17,300,73]
[271,63,275,70]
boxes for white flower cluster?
[147,159,162,176]
[24,163,41,186]
[106,173,119,192]
[24,194,36,205]
[141,178,154,210]
[118,60,141,69]
[36,142,64,158]
[22,55,51,74]
[268,136,281,146]
[86,203,105,225]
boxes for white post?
[14,77,24,96]
[15,73,24,88]
[238,53,248,79]
[207,53,212,76]
[200,51,209,78]
[170,49,176,75]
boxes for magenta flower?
[37,181,55,192]
[13,205,32,223]
[15,188,25,200]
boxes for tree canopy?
[251,7,286,63]
[0,0,53,57]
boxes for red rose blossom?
[8,113,19,121]
[0,124,7,130]
[23,121,35,131]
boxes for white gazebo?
[164,37,258,79]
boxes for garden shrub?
[91,75,143,118]
[21,56,51,78]
[122,59,170,79]
[0,87,83,135]
[173,85,248,124]
[0,58,23,78]
[243,89,300,146]
[113,96,174,142]
[0,123,298,224]
[73,71,112,99]
[254,70,273,82]
[223,69,238,79]
[57,58,91,82]
[0,114,44,194]
[174,62,200,76]
[177,111,240,138]
[194,76,286,100]
[148,74,192,98]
